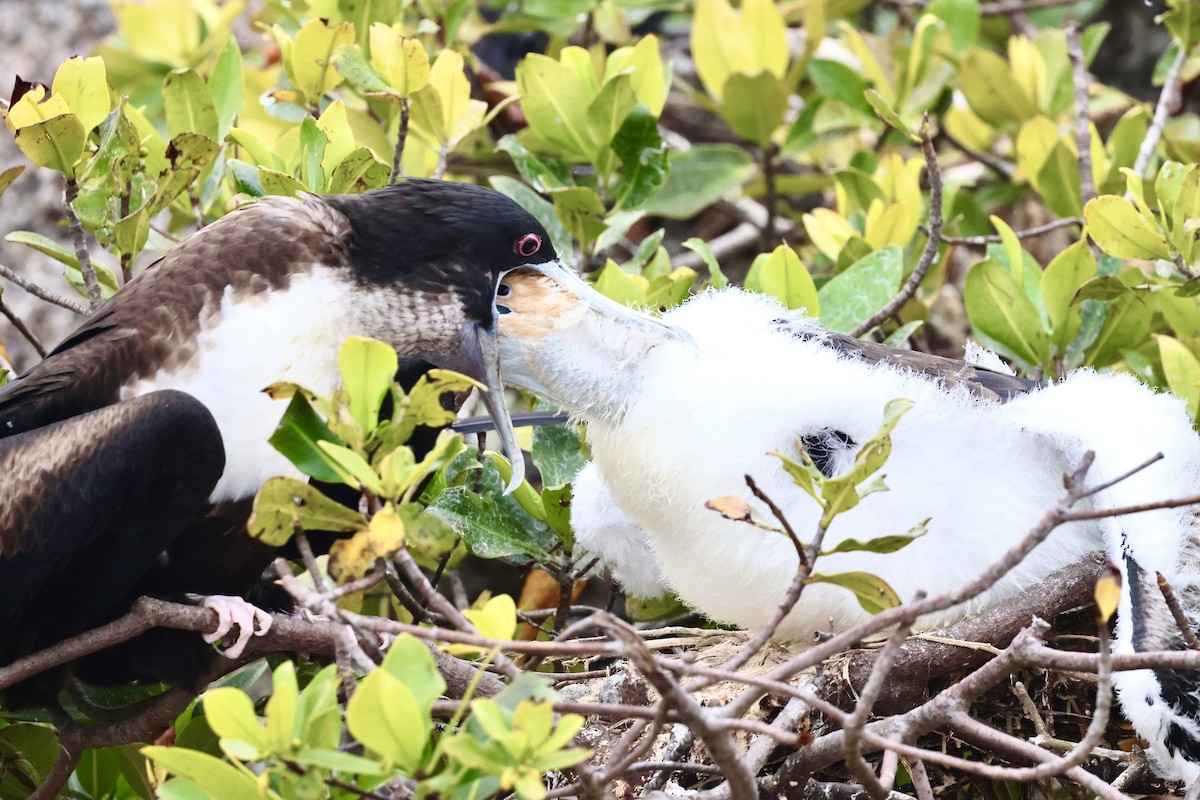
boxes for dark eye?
[515,233,542,258]
[497,283,512,297]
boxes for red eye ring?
[515,233,542,258]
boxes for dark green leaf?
[270,392,345,483]
[637,145,754,219]
[611,104,669,210]
[808,59,874,117]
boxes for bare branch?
[937,217,1081,247]
[1132,43,1187,181]
[0,261,88,315]
[1066,22,1095,207]
[0,294,46,357]
[389,97,411,185]
[1157,571,1200,650]
[851,117,942,337]
[62,178,101,310]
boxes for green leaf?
[1041,240,1094,350]
[964,259,1050,368]
[593,260,648,306]
[369,24,430,97]
[682,237,728,289]
[380,634,446,715]
[264,660,298,754]
[12,109,86,173]
[820,519,928,556]
[746,245,819,313]
[638,144,755,219]
[339,336,399,434]
[51,56,111,135]
[612,105,669,211]
[141,747,261,800]
[1084,194,1171,261]
[163,69,218,141]
[247,476,366,546]
[720,71,787,146]
[516,53,597,161]
[960,47,1036,126]
[532,423,585,488]
[817,245,903,333]
[269,391,346,483]
[317,441,386,494]
[863,90,919,142]
[1158,335,1200,419]
[293,747,385,774]
[809,59,874,117]
[430,486,553,561]
[496,135,574,192]
[0,165,24,201]
[291,19,357,105]
[210,38,245,138]
[807,571,901,614]
[327,147,391,194]
[253,167,306,199]
[333,43,391,94]
[927,0,980,51]
[4,230,79,269]
[346,669,427,772]
[203,688,268,759]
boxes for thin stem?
[1066,22,1095,207]
[1156,571,1200,650]
[63,177,101,310]
[0,261,88,315]
[1132,43,1187,181]
[389,97,410,185]
[851,116,942,337]
[0,295,46,357]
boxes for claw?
[201,595,273,658]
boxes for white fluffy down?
[557,289,1200,782]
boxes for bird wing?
[0,196,350,437]
[0,391,223,652]
[774,320,1040,402]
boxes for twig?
[723,452,1102,720]
[674,222,761,270]
[939,127,1015,180]
[0,261,88,314]
[761,143,780,249]
[273,557,380,673]
[1066,22,1095,207]
[1132,42,1187,181]
[1156,571,1200,650]
[63,178,101,310]
[391,545,522,679]
[389,98,410,185]
[598,613,759,800]
[851,115,943,337]
[842,610,921,799]
[0,294,46,357]
[433,144,449,181]
[937,217,1080,246]
[906,758,934,800]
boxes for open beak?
[462,258,689,495]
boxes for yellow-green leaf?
[1084,194,1170,261]
[807,571,901,615]
[1157,335,1200,419]
[369,24,429,98]
[247,476,366,546]
[291,19,356,105]
[51,56,110,134]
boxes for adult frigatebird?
[0,179,639,699]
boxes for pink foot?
[201,595,274,658]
